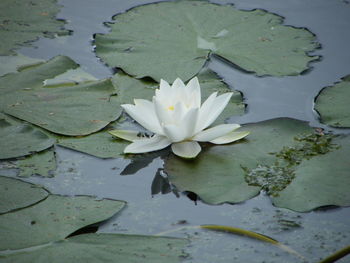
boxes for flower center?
[167,105,174,111]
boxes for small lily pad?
[95,1,318,82]
[0,0,69,55]
[315,75,350,128]
[0,233,188,263]
[0,176,49,214]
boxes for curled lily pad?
[0,0,69,55]
[95,1,318,82]
[0,116,55,160]
[0,176,49,214]
[315,75,350,128]
[0,56,122,136]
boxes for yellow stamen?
[167,105,174,111]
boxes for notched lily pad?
[95,1,318,82]
[165,118,349,211]
[0,0,69,55]
[0,176,49,214]
[315,75,350,128]
[0,55,122,136]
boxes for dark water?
[16,0,350,262]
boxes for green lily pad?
[0,194,125,250]
[58,125,128,159]
[165,118,313,205]
[272,136,350,212]
[95,1,318,82]
[315,75,350,128]
[0,0,69,55]
[0,233,188,263]
[166,118,349,211]
[17,149,56,177]
[0,54,44,76]
[0,176,49,214]
[0,116,55,160]
[0,56,122,136]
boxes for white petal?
[193,123,240,142]
[198,92,233,131]
[108,129,140,142]
[172,78,185,91]
[186,77,201,107]
[171,141,201,158]
[195,92,217,133]
[122,104,163,134]
[181,107,199,138]
[157,79,172,100]
[163,124,186,142]
[124,135,171,154]
[210,131,250,144]
[153,98,172,125]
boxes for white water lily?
[109,77,249,158]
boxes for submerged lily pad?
[165,118,312,205]
[315,75,350,128]
[0,233,188,263]
[17,149,56,177]
[95,1,318,82]
[0,56,122,136]
[0,116,55,160]
[0,176,48,214]
[0,0,69,55]
[0,194,125,250]
[273,136,350,212]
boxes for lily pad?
[272,136,350,212]
[95,1,318,82]
[58,125,128,159]
[17,149,56,177]
[0,233,188,263]
[0,176,49,214]
[0,0,69,55]
[165,118,313,205]
[0,116,55,160]
[0,55,122,136]
[315,75,350,128]
[0,194,125,250]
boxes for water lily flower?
[109,77,249,158]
